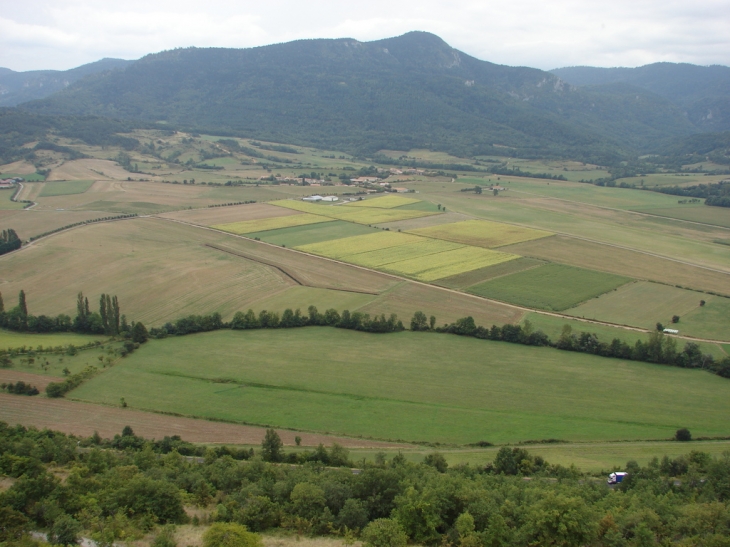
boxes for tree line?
[28,213,137,242]
[2,422,730,547]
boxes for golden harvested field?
[384,246,519,281]
[410,219,553,248]
[213,213,333,234]
[503,235,730,296]
[346,239,462,268]
[159,203,299,226]
[0,160,38,175]
[271,199,437,224]
[47,159,133,181]
[0,392,406,448]
[359,281,525,327]
[346,195,422,208]
[298,231,421,259]
[0,210,110,240]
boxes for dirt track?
[0,386,409,449]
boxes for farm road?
[0,389,410,449]
[156,216,730,346]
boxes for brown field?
[502,235,730,295]
[0,393,408,448]
[0,209,111,240]
[377,211,471,231]
[159,202,299,226]
[0,160,38,175]
[0,217,397,324]
[16,182,43,201]
[47,159,135,181]
[0,369,54,390]
[435,257,547,289]
[359,281,525,327]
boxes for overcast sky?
[2,0,729,72]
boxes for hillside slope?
[21,32,696,161]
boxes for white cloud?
[0,0,728,71]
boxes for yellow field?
[410,219,552,248]
[297,231,519,281]
[212,213,333,234]
[347,239,462,268]
[385,247,519,281]
[297,231,420,259]
[346,195,421,208]
[270,200,436,224]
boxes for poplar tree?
[112,296,120,335]
[18,290,28,317]
[99,294,108,334]
[0,291,4,313]
[77,292,86,320]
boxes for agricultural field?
[69,328,730,444]
[346,195,421,208]
[436,257,547,289]
[246,221,378,247]
[633,206,730,228]
[0,190,25,210]
[159,203,300,226]
[270,199,438,224]
[0,210,112,240]
[410,219,552,248]
[212,213,333,235]
[298,231,421,259]
[468,263,632,311]
[39,180,95,197]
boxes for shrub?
[676,428,692,442]
[362,519,408,547]
[203,523,262,547]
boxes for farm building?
[320,196,338,202]
[302,195,323,202]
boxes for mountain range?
[5,32,730,162]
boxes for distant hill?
[551,63,730,132]
[0,58,133,107]
[19,32,702,162]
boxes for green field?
[634,206,730,228]
[564,280,730,343]
[39,180,95,197]
[212,213,333,234]
[246,221,378,247]
[437,257,546,289]
[271,200,438,224]
[70,328,730,444]
[346,195,421,208]
[0,329,107,350]
[468,263,632,311]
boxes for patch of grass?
[70,328,730,444]
[1,172,45,181]
[298,231,421,259]
[212,213,334,235]
[39,180,94,197]
[634,206,730,229]
[410,219,552,248]
[247,221,378,247]
[468,263,632,311]
[679,297,730,342]
[345,195,422,208]
[346,239,463,269]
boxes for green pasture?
[617,173,729,188]
[391,200,441,212]
[0,190,24,210]
[521,313,728,359]
[468,263,631,311]
[565,281,730,341]
[246,220,378,247]
[436,257,546,289]
[70,328,730,444]
[39,180,94,197]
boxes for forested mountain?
[551,63,730,132]
[19,32,701,162]
[0,58,133,107]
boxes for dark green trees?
[0,229,21,256]
[261,429,283,462]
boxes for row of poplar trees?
[75,292,121,335]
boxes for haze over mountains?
[4,32,730,162]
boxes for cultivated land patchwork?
[271,199,438,224]
[345,195,422,208]
[410,218,552,248]
[212,212,334,234]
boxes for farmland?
[410,218,552,248]
[346,195,422,208]
[69,328,730,445]
[468,264,632,311]
[212,213,333,234]
[39,180,95,197]
[271,199,438,224]
[246,221,378,247]
[0,329,107,351]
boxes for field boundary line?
[154,216,730,345]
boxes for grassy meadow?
[70,328,730,445]
[39,180,95,197]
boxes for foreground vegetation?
[2,423,730,547]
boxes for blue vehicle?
[607,472,628,485]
